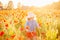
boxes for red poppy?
[4,19,6,22]
[26,32,33,38]
[5,24,8,29]
[0,31,4,36]
[32,32,37,36]
[11,34,15,39]
[14,20,18,23]
[26,26,30,30]
[20,28,24,31]
[41,32,46,39]
[5,24,8,27]
[41,32,45,36]
[41,32,45,35]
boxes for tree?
[7,1,14,10]
[0,2,3,10]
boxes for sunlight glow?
[22,0,59,7]
[0,0,59,8]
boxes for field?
[0,9,60,40]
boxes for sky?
[0,0,59,8]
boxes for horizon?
[0,0,59,8]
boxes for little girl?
[25,12,39,40]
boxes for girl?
[25,12,39,40]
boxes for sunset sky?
[0,0,59,8]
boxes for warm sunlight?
[22,0,59,7]
[0,0,60,40]
[0,0,59,8]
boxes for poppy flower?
[4,19,6,22]
[41,32,45,35]
[26,26,30,30]
[11,34,15,39]
[5,24,8,27]
[5,24,8,29]
[26,32,33,38]
[0,31,4,36]
[14,20,18,23]
[41,32,46,37]
[32,32,37,36]
[20,28,24,31]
